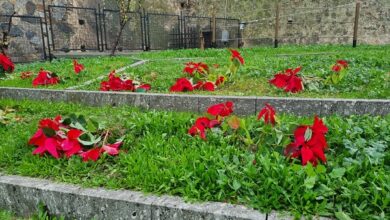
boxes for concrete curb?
[0,175,268,220]
[0,87,389,116]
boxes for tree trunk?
[110,22,127,56]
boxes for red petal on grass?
[81,148,101,162]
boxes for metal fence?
[103,10,144,51]
[48,5,100,52]
[1,6,241,62]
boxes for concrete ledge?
[0,175,267,220]
[0,87,389,116]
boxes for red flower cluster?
[332,60,348,72]
[0,53,15,73]
[20,71,33,79]
[170,76,225,92]
[100,71,151,92]
[284,116,328,166]
[183,62,209,76]
[32,69,60,87]
[269,67,304,93]
[73,59,85,74]
[188,101,234,140]
[229,49,244,65]
[257,103,276,126]
[29,116,122,162]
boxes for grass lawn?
[1,45,389,99]
[0,99,388,219]
[0,56,134,89]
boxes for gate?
[183,16,212,48]
[103,10,144,51]
[215,18,241,48]
[0,15,47,62]
[146,13,181,50]
[48,5,100,52]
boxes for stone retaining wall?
[0,175,268,220]
[0,87,389,116]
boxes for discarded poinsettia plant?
[0,53,14,77]
[73,59,85,74]
[170,49,244,93]
[28,114,123,162]
[227,49,244,77]
[326,60,349,84]
[188,101,255,146]
[269,66,304,93]
[100,70,151,92]
[170,62,225,92]
[32,69,60,87]
[284,116,328,166]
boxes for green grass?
[0,56,134,89]
[1,45,389,98]
[0,99,389,219]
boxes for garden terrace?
[0,45,389,99]
[0,99,389,219]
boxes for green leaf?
[78,133,101,146]
[136,88,147,93]
[335,211,352,220]
[330,168,346,179]
[42,127,56,137]
[232,179,241,191]
[304,176,316,189]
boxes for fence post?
[200,32,205,50]
[353,2,361,48]
[274,2,280,48]
[212,15,216,48]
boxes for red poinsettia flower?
[101,141,122,156]
[332,64,342,72]
[32,69,60,87]
[0,53,15,73]
[332,60,348,72]
[257,103,276,126]
[284,116,328,166]
[207,101,234,117]
[229,49,244,65]
[336,60,348,68]
[183,62,209,76]
[29,116,64,159]
[170,78,194,92]
[39,115,62,131]
[61,129,83,158]
[269,67,303,93]
[81,141,122,162]
[193,81,215,91]
[215,76,225,86]
[20,71,33,79]
[80,148,101,162]
[100,71,150,92]
[188,124,207,139]
[73,60,85,74]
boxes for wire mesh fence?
[103,10,144,51]
[48,6,100,52]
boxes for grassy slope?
[0,56,134,89]
[1,45,389,98]
[0,99,388,219]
